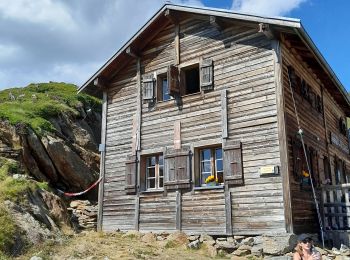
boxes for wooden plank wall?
[139,192,177,232]
[281,41,350,233]
[103,17,286,234]
[182,189,226,235]
[102,60,138,231]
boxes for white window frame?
[145,154,164,190]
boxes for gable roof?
[79,4,350,114]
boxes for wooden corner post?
[97,89,108,232]
[272,39,293,233]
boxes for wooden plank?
[175,24,180,65]
[176,190,182,230]
[97,90,108,232]
[225,184,232,235]
[135,195,140,230]
[174,121,181,149]
[221,89,228,139]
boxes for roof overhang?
[79,4,350,114]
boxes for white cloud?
[231,0,307,16]
[0,0,76,30]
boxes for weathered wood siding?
[103,60,138,231]
[281,40,350,233]
[182,189,226,234]
[139,192,177,232]
[102,16,286,234]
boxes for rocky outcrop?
[3,188,69,256]
[0,102,101,195]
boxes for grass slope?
[0,82,101,135]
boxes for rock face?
[3,188,69,256]
[0,103,101,195]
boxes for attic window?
[157,73,171,101]
[182,65,200,95]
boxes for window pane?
[159,166,163,177]
[201,149,211,160]
[148,178,155,189]
[159,177,163,188]
[215,148,222,159]
[216,159,223,172]
[147,156,156,167]
[201,173,211,185]
[159,155,164,166]
[148,168,155,178]
[201,161,211,173]
[162,79,170,101]
[217,171,223,183]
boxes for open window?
[182,64,200,95]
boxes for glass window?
[146,154,164,190]
[200,147,223,185]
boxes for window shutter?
[316,95,323,114]
[168,65,180,97]
[200,59,213,91]
[164,149,190,190]
[142,74,154,101]
[223,141,243,186]
[125,155,137,194]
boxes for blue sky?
[0,0,349,91]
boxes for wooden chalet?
[79,4,350,244]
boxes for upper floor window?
[142,59,214,103]
[200,147,223,186]
[145,154,164,190]
[157,73,171,101]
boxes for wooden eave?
[79,4,350,115]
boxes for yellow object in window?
[205,175,215,183]
[302,170,310,178]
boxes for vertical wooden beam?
[136,58,142,193]
[175,24,180,65]
[273,40,293,233]
[97,90,108,232]
[135,195,140,230]
[174,121,181,149]
[131,115,137,155]
[221,89,228,139]
[176,190,182,230]
[225,183,233,235]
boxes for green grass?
[0,204,16,255]
[0,82,101,135]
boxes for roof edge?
[295,24,350,107]
[78,3,302,94]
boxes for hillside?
[0,82,101,257]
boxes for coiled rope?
[287,69,325,248]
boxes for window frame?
[156,73,172,102]
[143,153,164,191]
[197,146,223,187]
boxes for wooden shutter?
[125,155,137,194]
[200,59,213,91]
[223,141,243,186]
[168,65,180,97]
[164,149,190,190]
[142,74,154,101]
